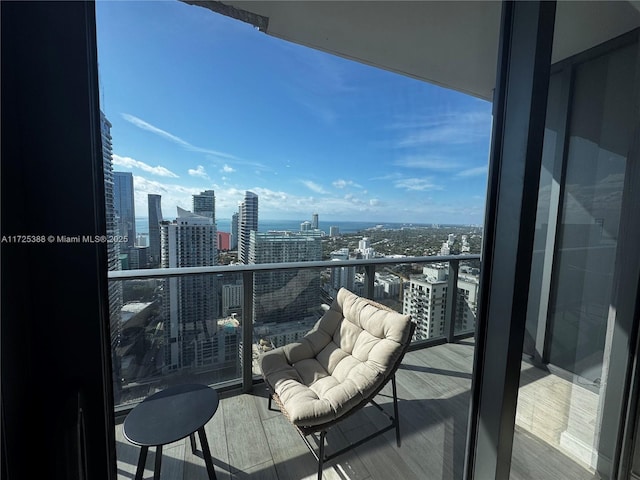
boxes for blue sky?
[96,0,492,225]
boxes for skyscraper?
[193,189,217,262]
[113,171,136,247]
[311,213,319,230]
[193,189,215,220]
[402,265,479,341]
[238,191,258,264]
[161,207,218,370]
[330,248,355,293]
[300,221,312,231]
[403,266,448,341]
[249,230,322,324]
[101,111,123,391]
[230,212,238,250]
[148,194,163,268]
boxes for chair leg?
[392,375,401,447]
[317,430,326,480]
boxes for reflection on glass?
[456,259,480,335]
[548,44,634,381]
[253,267,326,374]
[111,258,480,407]
[113,274,243,407]
[512,39,637,479]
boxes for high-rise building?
[148,194,163,267]
[136,234,149,247]
[100,111,123,389]
[193,189,215,220]
[230,213,238,250]
[300,221,311,231]
[403,270,448,341]
[192,189,217,258]
[222,281,243,317]
[456,274,479,332]
[161,207,218,371]
[329,226,340,237]
[330,248,355,293]
[113,171,136,247]
[238,191,258,264]
[375,272,402,299]
[217,231,230,251]
[357,237,376,259]
[249,230,322,324]
[311,213,319,230]
[127,246,149,270]
[403,265,479,340]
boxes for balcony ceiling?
[184,1,640,101]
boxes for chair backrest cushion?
[259,288,413,428]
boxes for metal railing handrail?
[108,254,481,280]
[110,253,481,399]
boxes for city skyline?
[96,1,492,225]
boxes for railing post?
[364,264,376,300]
[445,260,459,343]
[242,271,254,393]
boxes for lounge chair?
[258,288,415,479]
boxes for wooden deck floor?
[115,340,598,480]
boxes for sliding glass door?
[513,30,640,480]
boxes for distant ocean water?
[134,217,434,236]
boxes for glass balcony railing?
[108,254,480,410]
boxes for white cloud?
[113,154,179,178]
[369,172,405,182]
[394,177,443,192]
[222,164,235,173]
[129,176,481,226]
[121,113,237,160]
[188,165,210,179]
[457,165,488,177]
[394,155,461,171]
[301,180,328,194]
[393,111,492,148]
[332,179,363,189]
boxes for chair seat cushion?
[259,288,412,428]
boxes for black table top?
[123,384,219,447]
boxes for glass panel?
[97,2,488,477]
[403,262,449,341]
[253,267,326,376]
[456,258,480,335]
[112,273,243,408]
[511,35,638,479]
[547,45,635,381]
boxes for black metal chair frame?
[265,322,414,480]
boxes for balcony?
[113,339,596,480]
[110,255,598,480]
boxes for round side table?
[123,384,219,480]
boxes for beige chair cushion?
[259,288,413,428]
